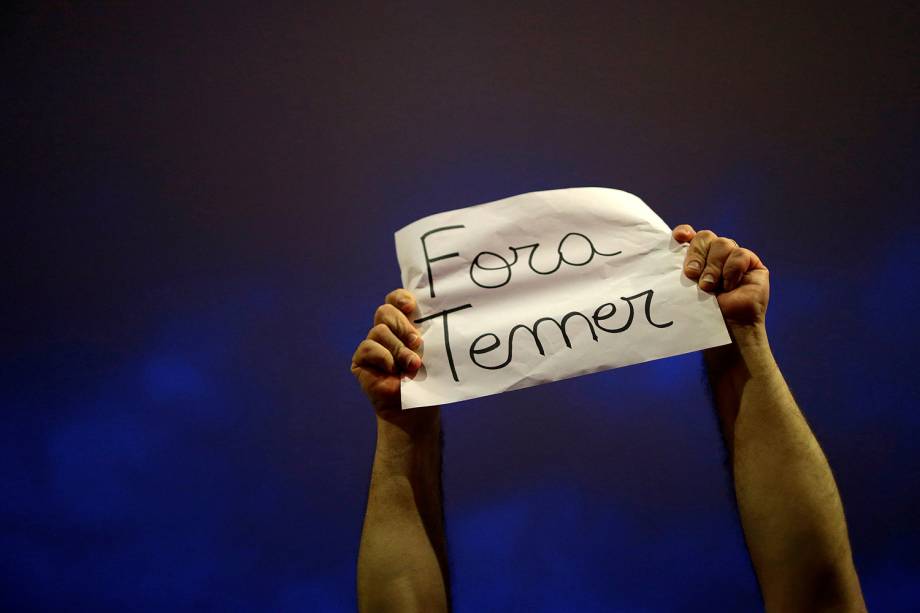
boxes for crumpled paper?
[394,187,730,409]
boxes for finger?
[352,366,401,403]
[672,224,696,243]
[683,229,716,278]
[385,288,417,315]
[374,303,422,349]
[699,237,737,291]
[351,339,396,374]
[369,323,421,372]
[722,247,763,291]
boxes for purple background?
[3,2,918,611]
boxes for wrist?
[727,322,769,351]
[724,322,779,379]
[375,406,441,453]
[705,322,772,373]
[374,406,441,484]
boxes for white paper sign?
[394,187,730,409]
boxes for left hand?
[672,225,770,329]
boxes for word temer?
[414,289,672,383]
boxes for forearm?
[358,407,449,613]
[705,326,864,612]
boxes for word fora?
[414,289,673,383]
[420,225,622,297]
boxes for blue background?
[3,2,918,611]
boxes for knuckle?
[353,341,373,364]
[374,304,400,327]
[696,229,716,241]
[690,237,713,256]
[361,340,379,358]
[722,257,741,272]
[390,340,406,359]
[371,323,390,338]
[730,248,753,265]
[713,237,734,251]
[395,314,413,334]
[375,303,393,319]
[386,289,406,304]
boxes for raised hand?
[672,225,770,330]
[354,289,448,611]
[351,288,423,415]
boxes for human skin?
[351,290,449,613]
[351,228,865,612]
[674,225,865,612]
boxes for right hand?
[351,288,424,416]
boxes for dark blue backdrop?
[3,2,918,611]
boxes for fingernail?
[408,333,420,348]
[397,297,409,308]
[406,355,420,370]
[687,261,701,273]
[701,273,715,287]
